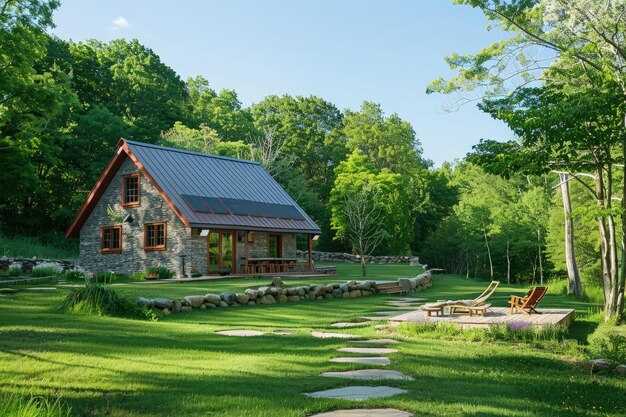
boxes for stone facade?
[78,158,302,276]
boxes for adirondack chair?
[508,286,548,315]
[448,280,500,315]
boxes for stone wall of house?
[79,158,192,277]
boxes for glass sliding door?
[207,231,236,274]
[268,234,282,258]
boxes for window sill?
[100,249,122,254]
[144,247,166,252]
[122,202,140,208]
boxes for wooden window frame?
[100,226,122,254]
[144,222,167,251]
[247,231,254,243]
[268,233,283,258]
[122,173,141,208]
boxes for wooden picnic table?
[246,257,299,274]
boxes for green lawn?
[0,265,624,417]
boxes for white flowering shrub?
[31,262,64,277]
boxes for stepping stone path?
[330,357,391,365]
[312,332,363,339]
[330,322,368,328]
[374,311,407,316]
[308,410,412,417]
[349,338,400,345]
[396,297,427,302]
[273,330,295,335]
[359,316,388,322]
[321,369,414,381]
[305,386,407,400]
[215,330,264,337]
[337,347,398,354]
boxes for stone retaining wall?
[0,257,75,273]
[298,250,420,265]
[138,272,433,315]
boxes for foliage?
[7,264,22,277]
[62,269,86,282]
[143,266,174,280]
[58,282,154,319]
[31,262,63,277]
[0,395,71,417]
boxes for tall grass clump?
[59,282,155,319]
[0,395,72,417]
[31,262,63,277]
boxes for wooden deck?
[389,307,575,329]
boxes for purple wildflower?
[509,321,530,332]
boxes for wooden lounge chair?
[508,286,548,315]
[421,281,500,315]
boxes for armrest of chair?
[508,295,526,303]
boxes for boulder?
[271,277,283,287]
[204,294,221,304]
[615,364,626,375]
[349,290,362,298]
[205,303,217,308]
[199,304,207,310]
[181,306,193,312]
[257,289,265,297]
[268,287,280,297]
[297,287,306,296]
[221,292,237,304]
[153,298,173,309]
[339,283,349,292]
[236,293,250,305]
[260,294,276,304]
[324,293,332,299]
[258,286,270,293]
[136,297,152,307]
[287,295,300,302]
[325,284,334,293]
[248,300,256,305]
[172,300,182,313]
[244,289,258,300]
[589,358,613,371]
[184,295,205,308]
[362,290,373,296]
[286,288,298,296]
[277,294,288,303]
[162,308,172,316]
[342,291,350,298]
[219,301,229,307]
[331,289,343,298]
[316,296,324,300]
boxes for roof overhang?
[189,223,321,235]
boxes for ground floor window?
[268,234,282,258]
[144,222,166,251]
[100,226,122,253]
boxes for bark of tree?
[537,228,544,286]
[506,240,511,284]
[559,173,582,296]
[483,229,493,280]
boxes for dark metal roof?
[125,139,321,234]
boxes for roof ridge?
[122,138,261,166]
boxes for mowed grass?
[0,264,624,417]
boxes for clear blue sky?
[51,0,516,165]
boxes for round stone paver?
[337,347,398,354]
[330,322,368,328]
[349,339,400,345]
[330,357,391,365]
[273,330,295,335]
[308,409,411,417]
[321,369,414,381]
[215,330,264,337]
[305,386,407,400]
[312,332,363,339]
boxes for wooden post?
[245,231,249,274]
[307,234,313,272]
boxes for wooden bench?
[315,266,336,275]
[467,303,491,317]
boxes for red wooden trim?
[144,222,167,251]
[100,225,122,254]
[123,141,190,228]
[66,142,127,238]
[121,173,141,208]
[245,231,249,273]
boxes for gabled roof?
[66,139,321,237]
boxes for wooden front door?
[207,231,236,274]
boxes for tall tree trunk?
[537,228,544,286]
[619,120,626,319]
[559,173,582,296]
[483,229,493,280]
[506,240,511,284]
[360,255,366,277]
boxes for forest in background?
[0,0,619,306]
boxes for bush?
[59,282,155,319]
[0,395,71,417]
[31,262,63,277]
[62,269,86,281]
[7,266,22,277]
[143,266,174,280]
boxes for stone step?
[320,369,414,381]
[349,338,400,345]
[330,322,369,328]
[330,357,390,365]
[305,386,407,400]
[312,332,363,339]
[337,347,398,354]
[308,410,412,417]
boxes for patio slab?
[215,330,264,337]
[273,330,295,335]
[308,409,412,417]
[349,339,400,345]
[330,322,369,328]
[337,347,398,354]
[320,369,414,381]
[312,332,363,339]
[330,357,391,365]
[305,386,407,400]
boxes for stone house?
[66,139,321,277]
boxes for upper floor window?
[145,222,166,251]
[101,226,122,253]
[122,174,140,207]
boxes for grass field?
[1,264,624,417]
